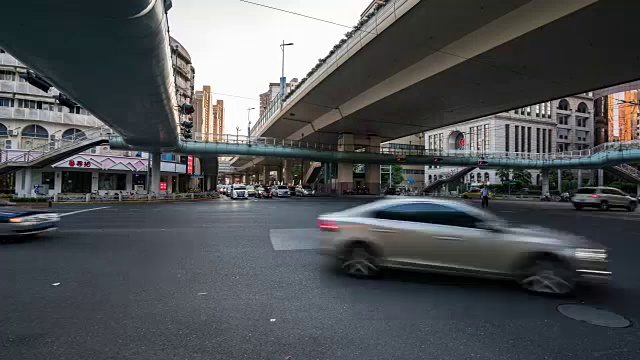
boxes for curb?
[53,197,221,205]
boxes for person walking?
[481,186,489,208]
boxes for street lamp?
[247,107,255,139]
[236,126,240,143]
[280,40,294,98]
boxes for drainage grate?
[557,304,631,328]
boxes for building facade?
[594,88,640,145]
[0,42,195,196]
[423,94,594,188]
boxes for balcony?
[0,107,102,127]
[0,79,60,97]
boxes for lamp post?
[236,126,240,143]
[280,40,294,98]
[247,107,255,140]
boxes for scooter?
[540,193,551,201]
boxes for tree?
[496,168,511,182]
[512,169,532,186]
[391,165,404,185]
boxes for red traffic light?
[478,160,489,166]
[396,156,407,163]
[433,157,443,162]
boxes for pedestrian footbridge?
[109,134,640,170]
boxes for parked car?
[0,207,61,237]
[461,188,482,199]
[231,185,248,200]
[317,198,609,295]
[256,186,271,198]
[572,186,637,211]
[246,185,257,198]
[296,185,315,196]
[288,186,297,196]
[271,185,290,197]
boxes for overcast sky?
[168,0,371,135]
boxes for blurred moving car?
[0,207,60,237]
[572,186,637,211]
[288,186,297,196]
[296,185,315,196]
[317,198,609,295]
[271,185,290,197]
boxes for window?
[521,126,525,152]
[505,124,510,152]
[577,102,588,114]
[484,172,490,182]
[558,99,570,111]
[21,124,49,138]
[61,128,86,140]
[0,70,14,81]
[483,124,490,152]
[535,104,540,117]
[0,123,7,136]
[526,106,531,117]
[470,173,475,182]
[0,97,13,107]
[542,129,547,153]
[547,129,552,153]
[161,153,176,161]
[527,127,532,153]
[576,188,596,194]
[17,99,37,109]
[558,115,569,125]
[514,126,519,152]
[41,172,55,188]
[536,128,540,153]
[98,173,127,190]
[577,118,588,127]
[375,202,481,228]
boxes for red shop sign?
[187,155,194,174]
[68,160,91,168]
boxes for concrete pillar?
[557,169,562,192]
[598,169,604,187]
[282,160,289,185]
[125,173,133,192]
[337,133,354,194]
[637,183,640,198]
[54,170,62,194]
[365,135,381,194]
[151,152,161,194]
[24,168,33,197]
[577,169,582,188]
[541,169,549,195]
[175,175,180,193]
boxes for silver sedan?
[317,198,609,295]
[0,207,61,237]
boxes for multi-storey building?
[594,85,640,145]
[0,40,195,196]
[212,99,224,135]
[258,79,299,118]
[423,94,594,187]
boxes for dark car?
[288,186,297,196]
[0,207,60,237]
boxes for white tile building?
[423,94,594,188]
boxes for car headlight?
[9,217,23,223]
[575,248,607,261]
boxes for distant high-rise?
[258,79,298,118]
[212,99,224,135]
[193,85,215,140]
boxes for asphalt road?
[1,197,639,360]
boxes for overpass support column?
[598,169,604,187]
[282,160,289,185]
[365,135,381,195]
[151,152,161,194]
[541,169,549,196]
[262,167,268,185]
[557,169,562,193]
[577,169,582,188]
[337,133,354,195]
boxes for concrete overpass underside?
[255,0,639,147]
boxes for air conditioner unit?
[134,185,145,194]
[9,130,18,136]
[4,140,11,150]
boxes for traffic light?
[179,103,195,115]
[19,70,52,93]
[478,160,489,166]
[180,120,193,140]
[396,156,407,163]
[433,157,443,163]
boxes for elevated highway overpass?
[241,0,640,176]
[0,0,179,149]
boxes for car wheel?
[520,259,575,296]
[599,201,609,211]
[627,202,637,212]
[341,244,380,278]
[462,195,469,199]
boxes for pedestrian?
[481,186,489,208]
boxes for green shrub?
[10,197,49,203]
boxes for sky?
[168,0,372,135]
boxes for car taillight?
[317,219,339,231]
[589,194,600,198]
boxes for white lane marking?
[499,210,516,213]
[59,206,111,217]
